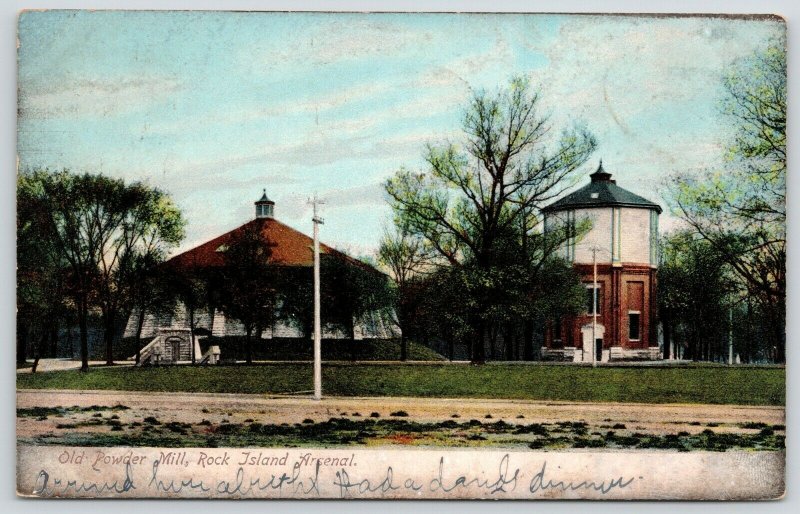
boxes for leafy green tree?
[95,182,185,365]
[320,254,395,360]
[128,254,178,364]
[409,266,474,361]
[273,267,314,339]
[214,223,277,364]
[377,225,435,360]
[167,270,208,364]
[397,227,586,362]
[18,169,185,371]
[658,231,737,361]
[385,77,596,363]
[266,250,394,360]
[668,39,785,361]
[17,170,70,366]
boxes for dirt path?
[17,389,784,440]
[16,360,130,374]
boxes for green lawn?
[16,363,784,406]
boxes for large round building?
[542,162,662,362]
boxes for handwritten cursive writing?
[30,453,639,498]
[529,462,636,495]
[33,463,135,497]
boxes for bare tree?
[386,77,596,363]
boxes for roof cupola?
[255,189,275,219]
[589,160,615,183]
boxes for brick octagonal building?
[542,162,662,362]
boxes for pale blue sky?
[17,12,783,257]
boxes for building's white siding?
[618,207,651,264]
[547,206,654,265]
[573,208,612,264]
[544,211,570,261]
[124,304,400,340]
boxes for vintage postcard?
[15,11,785,499]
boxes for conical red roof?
[166,217,349,270]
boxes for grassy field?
[16,363,784,406]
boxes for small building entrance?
[165,336,183,363]
[580,323,605,362]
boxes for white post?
[592,247,597,368]
[310,197,325,400]
[728,306,734,366]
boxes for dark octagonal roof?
[541,162,662,214]
[256,189,274,204]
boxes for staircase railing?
[198,345,221,365]
[132,336,161,366]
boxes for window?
[553,321,562,341]
[585,285,602,315]
[628,311,641,340]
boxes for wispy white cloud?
[17,12,784,253]
[414,36,516,91]
[19,76,183,119]
[146,80,394,136]
[322,182,386,209]
[537,16,781,124]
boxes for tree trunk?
[78,299,89,372]
[523,320,534,361]
[255,325,264,361]
[49,323,58,358]
[17,320,28,366]
[398,304,409,361]
[31,331,46,373]
[104,310,116,366]
[349,318,357,362]
[135,307,146,364]
[504,325,515,361]
[471,320,486,365]
[190,306,197,365]
[745,297,753,363]
[488,322,497,361]
[245,326,253,364]
[769,296,785,364]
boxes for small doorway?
[166,336,182,363]
[580,323,605,362]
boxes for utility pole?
[728,306,734,365]
[309,196,325,400]
[592,247,598,368]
